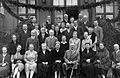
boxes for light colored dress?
[24,50,38,72]
[69,38,81,52]
[82,37,92,51]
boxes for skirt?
[0,65,10,77]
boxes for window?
[0,3,4,15]
[95,0,116,20]
[53,0,78,21]
[17,0,36,21]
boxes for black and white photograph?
[0,0,120,78]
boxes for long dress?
[0,54,11,77]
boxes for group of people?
[0,13,120,78]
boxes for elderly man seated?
[62,43,80,78]
[111,44,120,78]
[0,47,11,78]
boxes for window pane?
[19,7,26,14]
[28,8,35,14]
[96,6,104,13]
[71,0,78,5]
[28,0,35,4]
[96,0,103,2]
[19,0,26,3]
[106,3,113,13]
[53,0,64,6]
[106,15,113,19]
[66,0,71,6]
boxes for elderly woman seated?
[81,43,95,78]
[0,46,11,78]
[24,44,38,78]
[111,44,120,78]
[62,43,80,78]
[94,43,111,78]
[11,45,24,78]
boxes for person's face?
[62,36,66,41]
[51,25,55,30]
[66,24,70,29]
[2,47,7,54]
[55,27,59,32]
[35,25,39,29]
[42,45,46,50]
[17,45,22,52]
[74,21,78,26]
[31,31,35,36]
[114,45,119,51]
[12,35,17,41]
[84,32,88,39]
[83,17,88,22]
[73,32,77,38]
[88,28,94,34]
[99,43,104,49]
[29,44,34,51]
[64,15,68,20]
[94,21,98,26]
[49,31,54,36]
[23,25,28,30]
[85,44,90,49]
[78,14,83,19]
[70,18,74,23]
[55,44,60,50]
[61,23,65,28]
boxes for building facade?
[0,0,119,32]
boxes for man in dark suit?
[37,43,52,78]
[38,27,48,47]
[19,24,31,54]
[46,16,52,30]
[77,13,83,27]
[62,23,73,43]
[81,15,90,32]
[71,21,84,39]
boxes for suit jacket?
[71,26,84,39]
[0,54,10,64]
[26,37,39,52]
[62,29,73,42]
[19,30,31,49]
[38,49,52,64]
[81,21,90,32]
[111,50,120,64]
[38,33,48,47]
[45,36,58,49]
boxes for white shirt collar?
[61,41,67,44]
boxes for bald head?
[114,44,119,51]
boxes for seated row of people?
[1,42,119,78]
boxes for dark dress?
[19,30,31,54]
[37,49,52,78]
[51,49,64,72]
[82,48,95,78]
[54,31,62,42]
[0,54,11,77]
[71,26,84,39]
[60,41,69,54]
[8,40,19,55]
